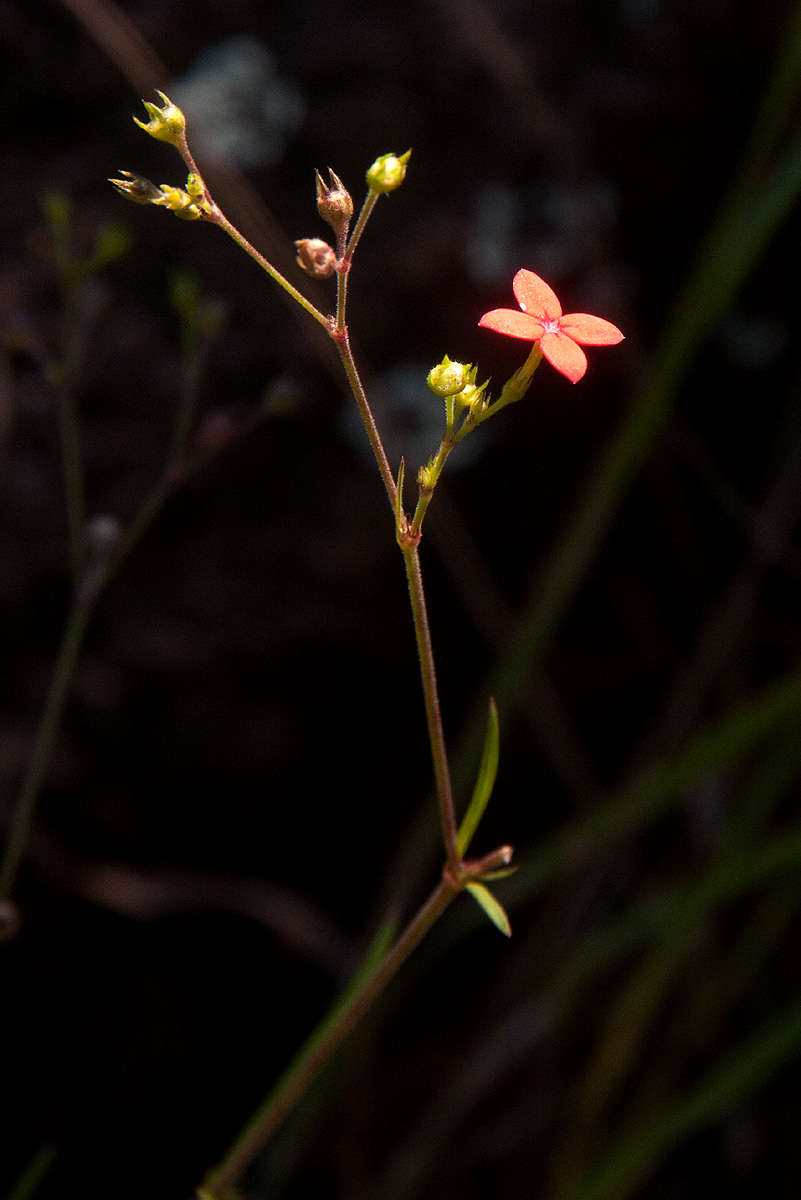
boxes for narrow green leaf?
[466,882,511,937]
[457,698,499,857]
[570,990,801,1200]
[395,457,406,530]
[7,1146,56,1200]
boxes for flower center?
[541,318,561,335]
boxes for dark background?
[4,0,801,1197]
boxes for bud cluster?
[108,171,209,221]
[426,356,489,416]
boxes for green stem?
[402,545,460,865]
[335,262,349,335]
[0,477,175,906]
[56,288,98,589]
[334,190,381,335]
[411,437,455,535]
[411,345,543,537]
[329,263,458,864]
[201,878,458,1198]
[0,573,98,902]
[57,372,86,588]
[484,342,543,418]
[1,329,208,907]
[345,190,381,263]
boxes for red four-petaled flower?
[479,269,624,384]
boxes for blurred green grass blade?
[7,1147,55,1200]
[262,918,395,1087]
[466,882,512,937]
[486,12,801,709]
[554,933,697,1194]
[216,919,396,1186]
[723,880,801,998]
[457,698,499,857]
[550,816,801,1010]
[508,669,801,904]
[575,879,801,1200]
[569,993,801,1200]
[740,0,801,185]
[554,719,801,1185]
[728,723,801,850]
[412,819,801,1191]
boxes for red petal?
[478,309,544,340]
[559,313,624,346]
[539,331,587,383]
[512,270,562,320]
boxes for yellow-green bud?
[185,172,205,199]
[417,459,436,492]
[427,355,468,398]
[133,91,187,149]
[152,185,202,220]
[294,238,337,279]
[365,150,411,194]
[456,377,489,412]
[315,169,353,236]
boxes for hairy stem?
[334,327,397,512]
[333,326,458,861]
[402,545,460,864]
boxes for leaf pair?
[457,699,514,937]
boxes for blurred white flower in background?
[171,36,306,168]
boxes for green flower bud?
[427,355,468,398]
[294,238,337,279]
[185,172,205,199]
[365,150,411,194]
[133,91,187,149]
[455,377,489,412]
[152,185,202,220]
[417,459,437,492]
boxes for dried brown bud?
[108,170,162,205]
[315,169,353,238]
[294,238,337,279]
